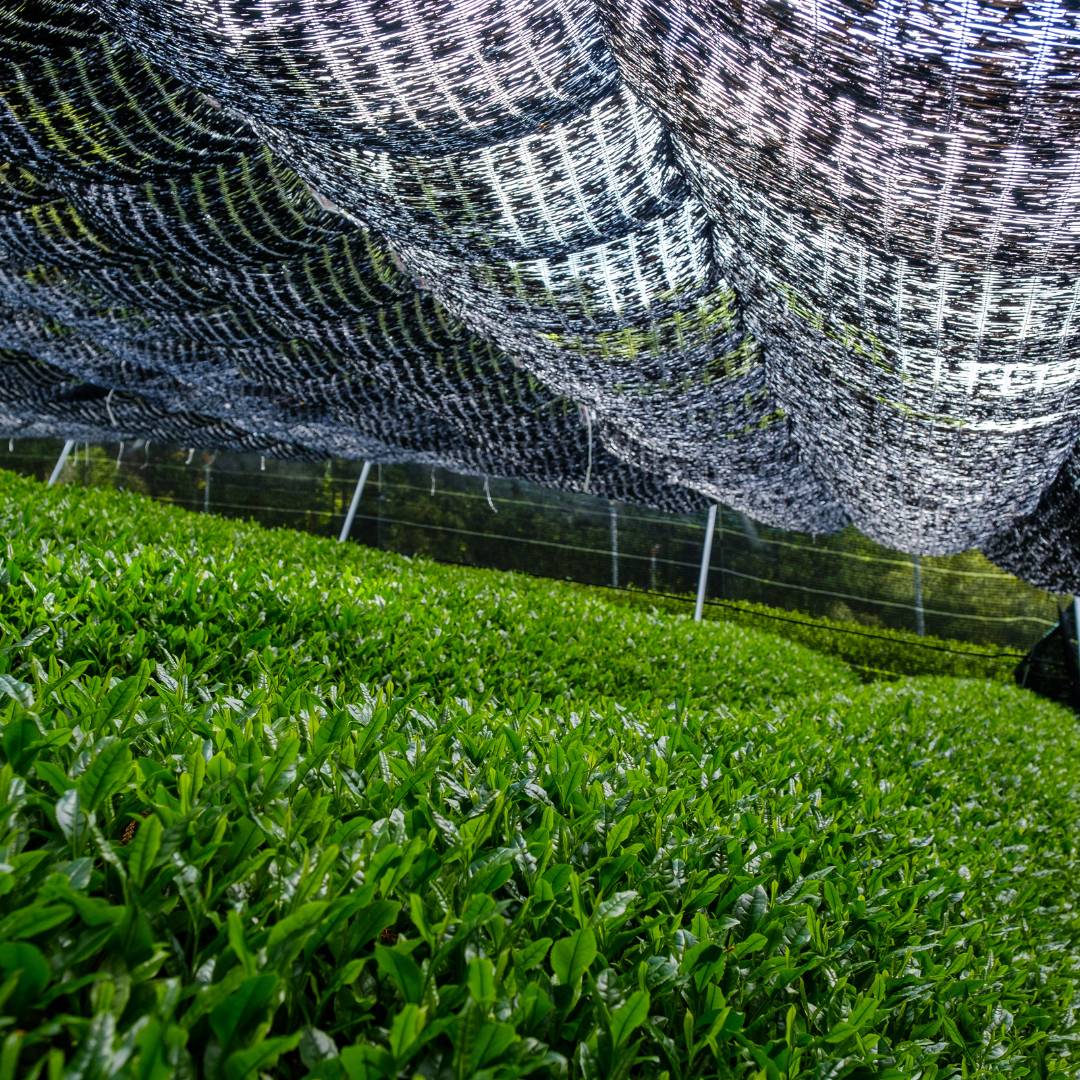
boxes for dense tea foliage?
[0,471,1077,1077]
[0,473,856,715]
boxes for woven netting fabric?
[0,0,1077,587]
[0,0,708,515]
[984,446,1080,596]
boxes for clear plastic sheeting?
[0,0,1077,588]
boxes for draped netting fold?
[983,446,1080,596]
[0,0,1075,585]
[597,0,1080,556]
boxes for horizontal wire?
[9,448,1064,588]
[584,584,1028,662]
[29,475,1062,629]
[332,511,1048,622]
[6,451,1055,651]
[351,543,1026,664]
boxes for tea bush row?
[0,471,1077,1077]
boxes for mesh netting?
[0,0,1076,588]
[985,445,1080,595]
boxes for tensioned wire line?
[59,467,1042,638]
[8,452,1056,629]
[107,456,1074,583]
[706,566,1053,626]
[6,447,1060,585]
[17,470,1036,661]
[340,538,1028,663]
[366,477,1060,582]
[686,595,1027,660]
[34,450,697,530]
[16,449,690,529]
[301,505,1052,629]
[9,451,1056,635]
[226,463,1059,583]
[352,477,689,529]
[143,485,991,604]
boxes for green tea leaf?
[375,945,422,1004]
[551,928,596,986]
[610,989,650,1048]
[15,626,49,648]
[0,675,33,711]
[388,1004,426,1061]
[55,789,88,847]
[209,974,280,1050]
[469,1021,516,1070]
[467,956,495,1005]
[268,901,328,951]
[0,903,71,941]
[223,1033,301,1080]
[299,1026,338,1068]
[517,937,552,971]
[127,815,162,888]
[0,942,49,1014]
[96,672,148,731]
[78,738,133,812]
[2,714,41,772]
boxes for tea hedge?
[0,470,1078,1078]
[0,471,857,714]
[604,592,1024,684]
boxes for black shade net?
[0,0,1076,588]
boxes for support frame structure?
[339,461,373,543]
[694,504,718,622]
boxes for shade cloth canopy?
[0,0,1077,590]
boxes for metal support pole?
[913,555,925,636]
[48,440,75,487]
[202,459,212,514]
[715,507,723,600]
[695,504,718,622]
[339,460,372,542]
[609,502,619,588]
[377,463,383,550]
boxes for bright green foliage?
[0,470,1078,1078]
[608,592,1024,683]
[0,471,856,714]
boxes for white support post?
[48,440,75,487]
[695,504,718,622]
[913,554,925,636]
[609,502,619,588]
[339,461,372,542]
[202,459,212,514]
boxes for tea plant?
[0,471,1077,1077]
[0,471,856,714]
